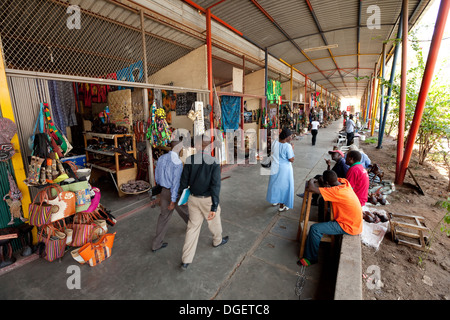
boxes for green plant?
[385,31,450,165]
[418,197,450,268]
[364,137,378,144]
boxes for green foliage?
[419,197,450,268]
[441,198,450,236]
[385,30,450,164]
[364,137,378,144]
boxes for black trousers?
[311,129,318,145]
[346,132,354,146]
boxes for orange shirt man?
[298,170,362,266]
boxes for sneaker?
[272,203,279,206]
[278,206,289,212]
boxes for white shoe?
[278,206,289,212]
[272,203,279,206]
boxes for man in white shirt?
[310,117,320,146]
[345,114,356,146]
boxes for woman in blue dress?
[266,128,295,212]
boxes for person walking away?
[297,170,362,266]
[151,140,189,252]
[345,150,369,207]
[266,128,295,212]
[345,114,356,146]
[310,117,320,146]
[179,135,228,270]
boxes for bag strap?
[42,184,64,201]
[73,211,97,224]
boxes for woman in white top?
[310,117,320,146]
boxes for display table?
[84,132,137,197]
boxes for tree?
[384,31,450,165]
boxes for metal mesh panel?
[0,0,195,83]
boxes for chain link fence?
[0,0,197,84]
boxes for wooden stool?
[2,224,33,256]
[296,189,334,259]
[0,232,18,268]
[390,213,429,251]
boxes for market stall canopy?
[0,0,432,100]
[186,0,432,99]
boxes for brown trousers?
[152,188,189,251]
[181,195,223,264]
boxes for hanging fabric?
[221,95,241,131]
[48,80,78,135]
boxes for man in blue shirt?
[345,144,371,169]
[151,140,189,252]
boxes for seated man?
[296,149,348,204]
[326,150,350,179]
[345,150,370,207]
[345,144,371,169]
[297,170,362,266]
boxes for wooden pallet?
[390,213,430,251]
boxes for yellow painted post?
[370,67,382,136]
[0,37,32,228]
[290,66,293,102]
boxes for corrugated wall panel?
[6,77,51,202]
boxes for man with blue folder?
[178,134,228,270]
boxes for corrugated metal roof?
[188,0,432,98]
[1,0,433,99]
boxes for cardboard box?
[61,155,86,168]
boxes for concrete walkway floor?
[0,119,347,302]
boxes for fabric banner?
[221,95,241,131]
[48,80,78,135]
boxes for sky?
[416,0,450,78]
[341,0,450,110]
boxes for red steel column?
[397,0,450,185]
[396,0,409,182]
[206,9,214,147]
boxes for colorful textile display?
[147,102,172,148]
[43,102,68,154]
[266,80,282,104]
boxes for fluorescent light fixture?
[303,44,338,52]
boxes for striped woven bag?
[28,189,54,226]
[78,233,116,267]
[38,226,66,262]
[70,211,103,247]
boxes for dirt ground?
[359,135,450,300]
